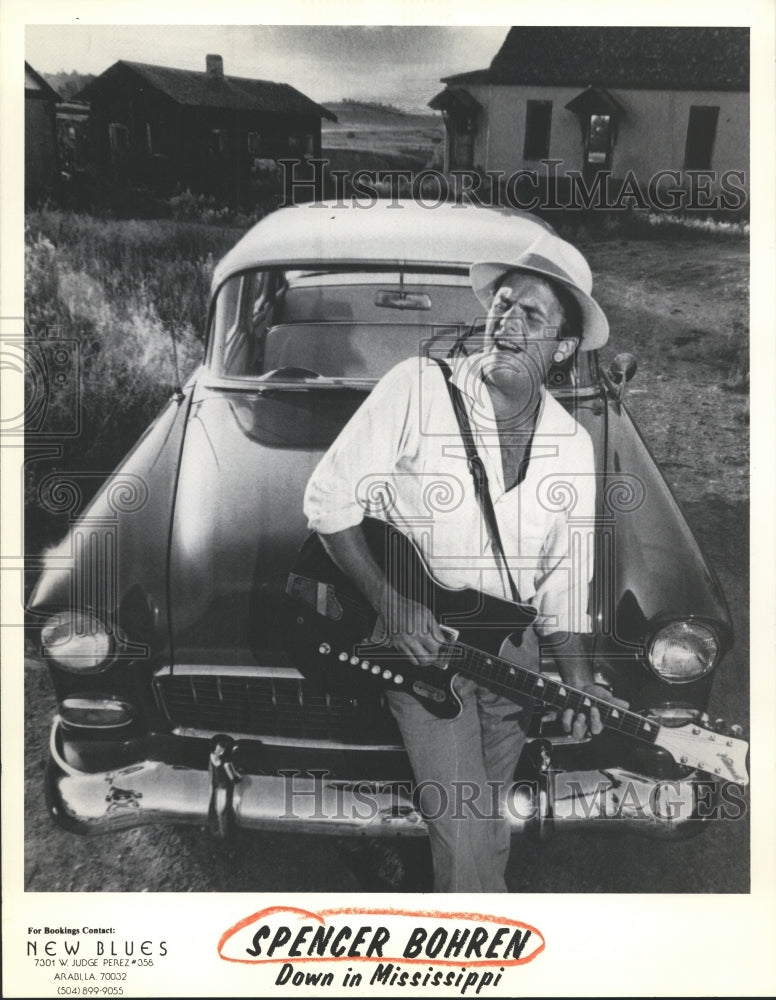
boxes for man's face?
[485,271,564,357]
[479,271,574,396]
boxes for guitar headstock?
[656,721,749,785]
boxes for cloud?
[26,24,507,110]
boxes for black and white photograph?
[3,2,775,997]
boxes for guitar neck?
[445,639,660,745]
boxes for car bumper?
[46,719,728,839]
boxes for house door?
[566,87,622,184]
[584,114,613,177]
[451,119,474,170]
[108,122,131,180]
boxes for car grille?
[155,672,403,745]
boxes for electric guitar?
[285,518,749,785]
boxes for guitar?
[285,517,749,786]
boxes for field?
[321,100,445,173]
[22,210,750,892]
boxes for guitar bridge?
[286,573,343,620]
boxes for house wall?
[85,67,323,202]
[460,83,749,196]
[25,85,59,199]
[86,74,186,188]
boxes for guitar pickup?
[286,574,343,620]
[412,680,447,702]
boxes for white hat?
[470,232,609,351]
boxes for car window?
[208,268,598,390]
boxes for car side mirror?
[607,353,638,401]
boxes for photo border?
[3,2,774,997]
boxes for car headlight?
[41,611,113,672]
[647,621,719,682]
[60,695,135,729]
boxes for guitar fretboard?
[442,639,659,744]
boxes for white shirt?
[303,353,596,635]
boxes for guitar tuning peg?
[699,712,709,725]
[714,717,727,733]
[730,724,743,737]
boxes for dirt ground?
[23,236,750,893]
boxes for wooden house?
[76,55,337,201]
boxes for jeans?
[386,677,533,892]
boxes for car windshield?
[207,267,598,390]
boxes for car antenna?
[169,325,185,403]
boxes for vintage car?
[30,201,748,846]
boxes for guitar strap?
[434,357,521,604]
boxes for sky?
[25,24,509,112]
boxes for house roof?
[25,62,60,101]
[428,87,482,115]
[78,60,337,120]
[442,27,749,91]
[565,86,625,118]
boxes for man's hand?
[317,526,447,667]
[380,587,446,666]
[540,631,629,739]
[563,682,629,739]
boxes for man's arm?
[318,524,446,665]
[304,359,446,664]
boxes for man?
[303,226,624,891]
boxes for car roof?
[211,200,558,292]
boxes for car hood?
[168,384,731,672]
[168,384,368,667]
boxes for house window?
[684,106,720,170]
[523,100,552,160]
[209,129,227,156]
[288,134,314,157]
[146,122,171,157]
[108,123,130,155]
[247,131,262,156]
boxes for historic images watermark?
[278,158,748,212]
[277,770,747,826]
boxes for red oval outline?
[218,905,545,967]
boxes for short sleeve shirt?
[303,353,597,635]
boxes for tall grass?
[25,211,244,551]
[556,210,750,244]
